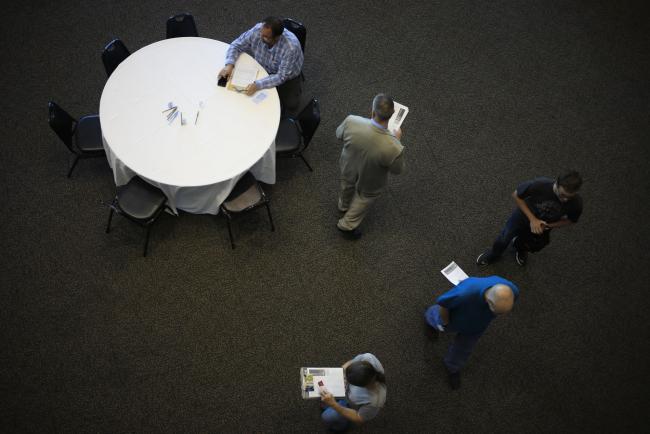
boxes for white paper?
[301,367,346,399]
[440,261,469,286]
[251,92,268,104]
[388,101,409,133]
[231,66,258,90]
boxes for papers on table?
[251,92,268,104]
[300,367,346,399]
[388,101,409,134]
[440,261,469,286]
[163,101,205,126]
[229,66,258,92]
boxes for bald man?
[424,276,519,389]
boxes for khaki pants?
[337,179,380,231]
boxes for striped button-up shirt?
[225,23,304,89]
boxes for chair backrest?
[297,99,320,149]
[102,38,131,77]
[48,101,76,152]
[283,18,306,52]
[166,13,198,38]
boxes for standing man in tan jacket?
[336,94,405,239]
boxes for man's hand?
[218,64,234,80]
[393,128,403,140]
[530,218,547,235]
[245,82,258,96]
[438,305,450,325]
[320,391,336,407]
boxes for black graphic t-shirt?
[516,177,583,223]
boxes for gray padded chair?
[220,172,274,249]
[166,13,198,38]
[48,101,105,178]
[102,38,131,77]
[283,18,306,81]
[275,98,320,171]
[106,176,170,257]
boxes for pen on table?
[162,106,177,113]
[195,111,200,125]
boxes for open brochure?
[300,367,346,399]
[440,261,469,286]
[388,101,409,133]
[228,66,258,91]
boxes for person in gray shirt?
[320,353,387,432]
[336,94,405,239]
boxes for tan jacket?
[336,115,405,195]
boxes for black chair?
[166,13,198,38]
[283,18,306,52]
[102,38,130,77]
[283,18,306,81]
[48,101,105,178]
[275,98,320,171]
[219,172,274,249]
[105,176,170,257]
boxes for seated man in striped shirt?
[218,16,304,113]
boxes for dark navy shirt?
[436,276,520,335]
[516,177,583,223]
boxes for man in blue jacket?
[424,276,520,390]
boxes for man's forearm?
[255,73,284,90]
[545,219,573,229]
[513,192,537,222]
[224,49,241,66]
[438,305,450,325]
[330,401,363,424]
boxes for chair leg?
[225,217,235,249]
[265,202,275,232]
[299,154,313,172]
[67,155,80,178]
[106,207,114,233]
[143,225,152,257]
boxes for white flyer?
[440,261,469,286]
[388,101,409,133]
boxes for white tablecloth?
[99,37,280,214]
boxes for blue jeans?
[425,305,483,374]
[489,209,530,258]
[321,399,351,432]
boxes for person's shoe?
[476,251,494,266]
[515,249,528,266]
[337,226,362,240]
[447,371,461,390]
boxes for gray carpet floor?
[2,1,649,432]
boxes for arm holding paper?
[218,25,256,80]
[320,391,365,424]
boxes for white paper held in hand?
[388,101,409,134]
[440,261,469,286]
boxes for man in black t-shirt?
[477,171,583,266]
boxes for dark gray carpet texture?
[2,0,649,432]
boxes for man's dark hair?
[345,361,386,387]
[262,16,284,37]
[557,170,582,193]
[372,94,395,122]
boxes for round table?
[99,37,280,214]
